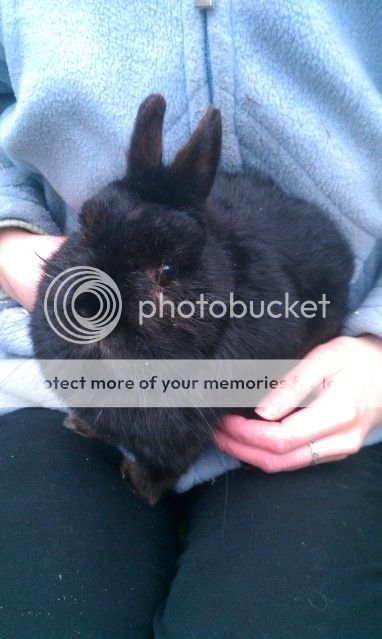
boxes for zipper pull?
[195,0,214,8]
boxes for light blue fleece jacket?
[0,0,381,490]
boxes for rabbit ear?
[128,94,166,177]
[170,106,222,202]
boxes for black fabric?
[0,409,179,639]
[156,446,382,639]
[0,409,381,639]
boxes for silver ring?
[309,441,320,466]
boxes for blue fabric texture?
[0,1,381,489]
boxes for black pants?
[0,409,381,639]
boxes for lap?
[156,444,382,639]
[0,408,179,639]
[1,408,381,639]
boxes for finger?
[218,386,360,458]
[214,428,361,473]
[218,414,283,448]
[219,388,355,454]
[256,342,346,420]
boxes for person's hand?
[0,229,65,311]
[215,335,382,471]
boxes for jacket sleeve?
[0,46,60,236]
[344,268,382,339]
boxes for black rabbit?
[31,94,354,503]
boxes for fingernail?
[256,405,280,419]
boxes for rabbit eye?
[159,264,176,286]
